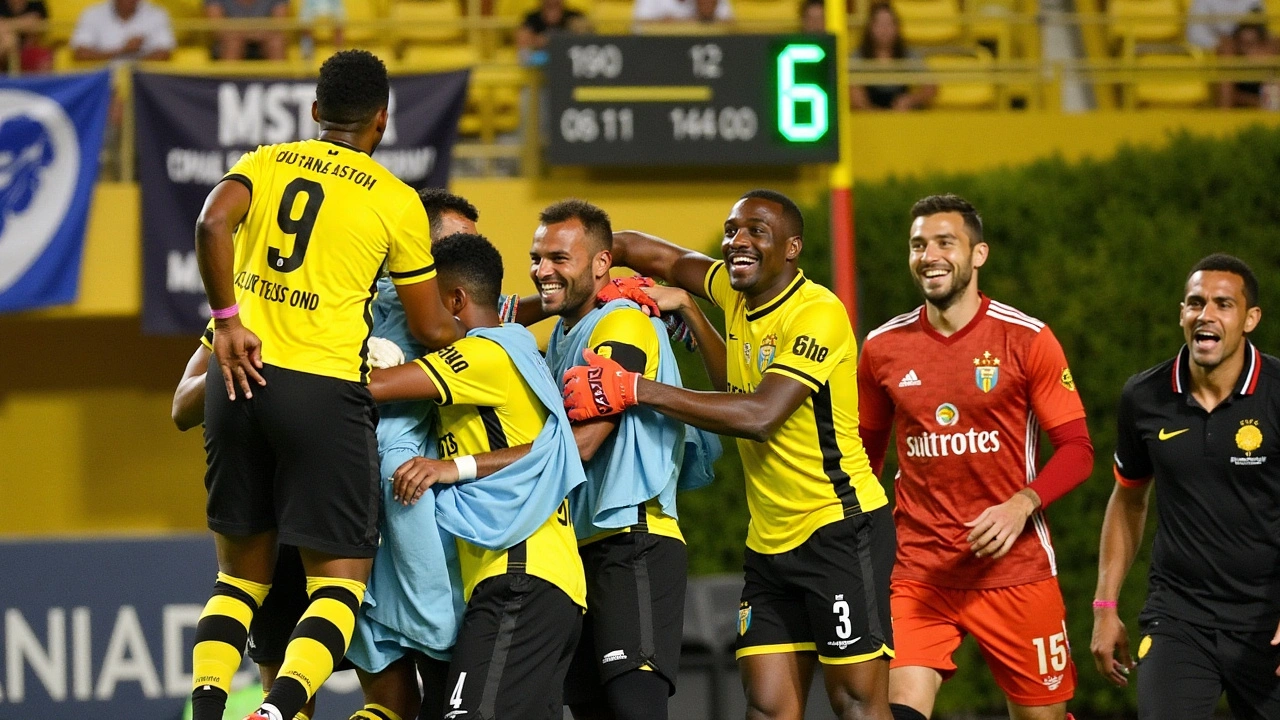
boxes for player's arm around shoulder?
[173,344,212,431]
[611,230,718,300]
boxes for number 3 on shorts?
[833,598,852,640]
[1031,632,1068,675]
[450,671,467,709]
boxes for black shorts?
[445,573,582,720]
[564,532,688,704]
[204,363,381,557]
[735,506,895,664]
[1136,614,1280,720]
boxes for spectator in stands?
[205,0,288,61]
[1218,23,1280,107]
[1187,0,1263,51]
[850,1,936,111]
[70,0,174,61]
[801,0,825,32]
[516,0,588,66]
[0,0,52,72]
[633,0,732,25]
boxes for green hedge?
[677,124,1280,717]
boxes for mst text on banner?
[134,70,469,336]
[0,71,111,313]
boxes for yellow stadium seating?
[391,0,465,45]
[926,46,1000,108]
[170,44,213,68]
[733,0,799,27]
[895,0,964,45]
[399,42,482,70]
[1107,0,1184,47]
[590,0,634,33]
[1131,50,1211,106]
[47,0,103,44]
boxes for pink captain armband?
[210,303,239,320]
[1092,600,1118,609]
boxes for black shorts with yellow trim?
[735,506,895,664]
[204,364,381,558]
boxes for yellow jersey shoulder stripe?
[413,357,454,405]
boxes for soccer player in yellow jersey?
[366,232,587,719]
[190,50,461,720]
[563,190,896,720]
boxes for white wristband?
[453,455,478,482]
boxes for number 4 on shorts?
[450,671,467,709]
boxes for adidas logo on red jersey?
[898,370,922,387]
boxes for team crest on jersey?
[974,351,1000,393]
[935,403,959,427]
[1060,367,1076,392]
[738,602,752,635]
[758,334,777,371]
[1232,419,1267,465]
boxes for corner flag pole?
[827,0,856,327]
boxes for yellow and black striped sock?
[295,713,312,720]
[190,573,270,720]
[263,576,365,720]
[349,704,403,720]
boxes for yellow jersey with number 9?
[221,138,436,383]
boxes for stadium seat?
[170,44,213,68]
[895,0,964,45]
[1107,0,1184,48]
[1130,49,1211,107]
[47,0,104,44]
[590,0,634,33]
[391,0,465,46]
[926,46,1000,109]
[459,63,523,139]
[399,42,482,70]
[733,0,799,29]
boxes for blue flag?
[0,70,111,312]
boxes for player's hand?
[122,36,144,54]
[562,349,639,422]
[964,490,1037,559]
[597,275,662,317]
[642,284,693,315]
[211,315,265,401]
[1090,608,1134,686]
[392,456,459,506]
[366,336,405,369]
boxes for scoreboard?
[545,34,841,167]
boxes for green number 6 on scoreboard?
[777,44,829,143]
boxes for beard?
[914,261,974,311]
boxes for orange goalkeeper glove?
[596,275,662,318]
[562,349,640,422]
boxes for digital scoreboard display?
[545,34,840,167]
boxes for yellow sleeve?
[387,196,437,286]
[588,307,660,380]
[200,320,214,350]
[222,145,264,199]
[416,337,510,407]
[702,260,731,310]
[764,298,852,392]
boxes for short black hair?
[740,189,804,239]
[419,188,479,239]
[1189,253,1259,307]
[910,194,984,244]
[316,50,389,126]
[433,233,504,309]
[540,199,613,253]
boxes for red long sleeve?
[1028,417,1093,508]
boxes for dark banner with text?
[0,535,363,720]
[135,70,469,336]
